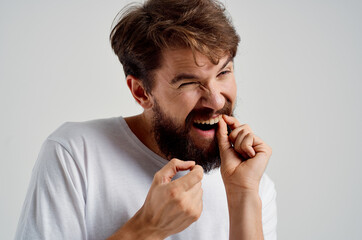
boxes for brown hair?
[110,0,240,93]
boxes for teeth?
[194,115,222,125]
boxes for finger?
[222,115,241,130]
[233,131,250,159]
[228,124,253,144]
[234,133,256,158]
[217,116,232,152]
[186,182,203,211]
[172,165,204,191]
[253,135,265,148]
[217,116,245,166]
[155,159,195,184]
[186,181,203,205]
[252,136,272,157]
[186,182,203,217]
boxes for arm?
[226,190,263,240]
[108,159,204,240]
[217,115,273,240]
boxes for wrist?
[226,191,264,240]
[108,208,164,240]
[226,189,261,208]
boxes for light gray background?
[1,0,361,239]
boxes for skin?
[108,48,272,240]
[126,48,236,154]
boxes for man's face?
[149,48,237,172]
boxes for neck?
[124,113,167,159]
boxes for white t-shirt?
[15,117,277,240]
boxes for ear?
[126,75,153,109]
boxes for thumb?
[155,158,195,184]
[217,116,240,172]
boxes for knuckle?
[191,208,202,221]
[169,158,178,166]
[191,213,199,222]
[184,206,192,216]
[177,198,188,211]
[243,123,251,130]
[235,130,244,139]
[184,206,199,221]
[239,128,245,134]
[241,137,250,147]
[234,144,243,153]
[228,132,237,141]
[195,173,203,182]
[262,142,272,153]
[167,186,180,199]
[153,171,161,182]
[245,132,253,138]
[236,126,244,134]
[194,166,204,180]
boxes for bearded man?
[15,0,277,239]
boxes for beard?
[151,100,233,173]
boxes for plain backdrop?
[1,0,361,239]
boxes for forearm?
[107,210,163,240]
[227,191,264,240]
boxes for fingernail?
[248,151,255,158]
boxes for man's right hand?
[108,159,204,240]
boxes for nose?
[200,84,225,111]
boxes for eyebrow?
[170,56,233,84]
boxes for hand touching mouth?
[193,115,222,131]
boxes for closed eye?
[218,70,231,77]
[179,81,199,88]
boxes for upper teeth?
[194,115,222,125]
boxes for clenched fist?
[108,159,204,240]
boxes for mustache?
[184,100,233,129]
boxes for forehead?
[156,48,232,79]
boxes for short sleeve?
[260,174,277,240]
[15,139,87,240]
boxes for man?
[16,0,277,239]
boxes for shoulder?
[48,116,123,139]
[32,117,126,192]
[46,116,123,149]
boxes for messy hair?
[110,0,240,93]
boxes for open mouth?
[193,115,222,131]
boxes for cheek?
[174,91,201,115]
[221,78,237,103]
[230,81,237,101]
[160,90,201,119]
